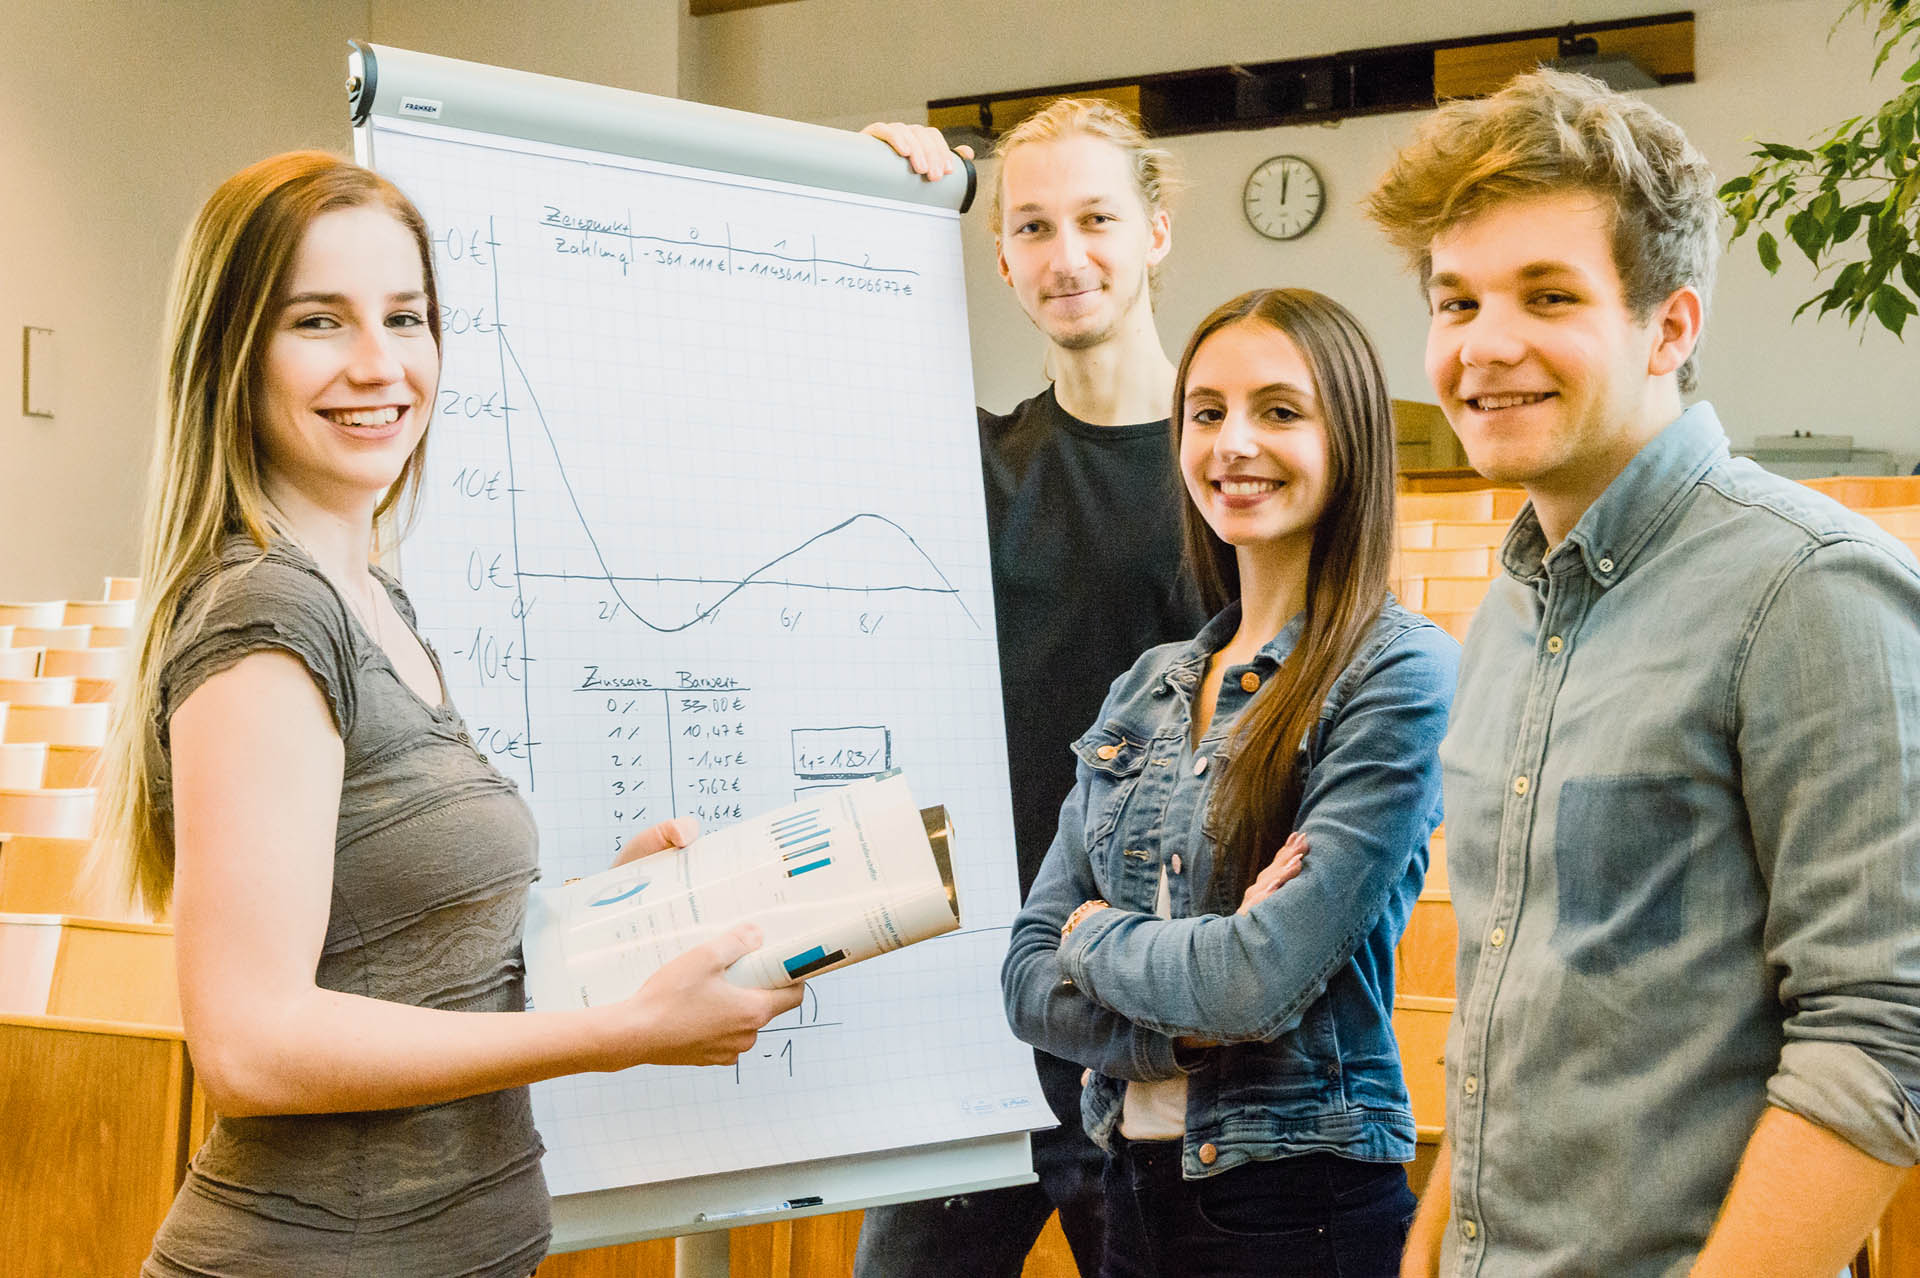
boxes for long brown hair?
[1172,289,1397,908]
[99,151,441,916]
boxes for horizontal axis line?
[516,570,957,595]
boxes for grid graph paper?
[366,116,1045,1196]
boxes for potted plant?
[1720,0,1920,336]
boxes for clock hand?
[1282,167,1290,204]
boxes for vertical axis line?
[662,688,678,818]
[487,214,539,790]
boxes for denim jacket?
[1003,597,1458,1178]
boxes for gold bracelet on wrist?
[1061,898,1110,940]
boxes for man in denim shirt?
[1368,70,1920,1276]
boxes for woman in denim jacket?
[1003,289,1458,1278]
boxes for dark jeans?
[1100,1138,1415,1278]
[852,1048,1106,1277]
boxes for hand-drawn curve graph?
[372,115,1041,1198]
[436,219,988,803]
[494,329,978,635]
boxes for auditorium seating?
[0,601,67,628]
[0,1015,204,1275]
[1802,474,1920,509]
[0,788,95,840]
[1391,479,1920,647]
[62,599,134,628]
[43,745,101,788]
[0,837,100,914]
[0,575,182,1273]
[0,675,78,705]
[0,913,179,1023]
[1396,845,1457,1001]
[1,702,110,748]
[10,625,92,650]
[0,744,48,789]
[42,645,128,679]
[1867,505,1920,542]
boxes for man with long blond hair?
[1367,69,1920,1277]
[856,100,1205,1277]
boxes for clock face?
[1244,156,1325,241]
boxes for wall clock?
[1243,155,1325,241]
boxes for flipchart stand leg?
[674,1230,728,1278]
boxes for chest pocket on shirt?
[1072,726,1151,849]
[1552,774,1696,974]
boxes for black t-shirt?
[979,386,1208,898]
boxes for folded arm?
[1002,764,1186,1083]
[1059,629,1455,1043]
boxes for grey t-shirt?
[143,537,549,1277]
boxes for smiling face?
[995,133,1170,351]
[256,205,438,518]
[1423,189,1694,511]
[1179,319,1331,576]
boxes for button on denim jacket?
[1004,597,1458,1178]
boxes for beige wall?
[4,0,1913,597]
[689,0,1920,462]
[0,0,678,599]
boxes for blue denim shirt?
[1003,597,1458,1179]
[1439,403,1920,1277]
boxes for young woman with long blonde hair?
[103,151,799,1276]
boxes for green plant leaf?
[1868,209,1892,256]
[1891,100,1918,166]
[1788,211,1826,265]
[1867,210,1911,259]
[1870,283,1916,335]
[1742,1,1920,335]
[1811,190,1841,231]
[1835,259,1870,306]
[1832,204,1865,244]
[1862,255,1892,297]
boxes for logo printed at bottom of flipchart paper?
[960,1095,1033,1115]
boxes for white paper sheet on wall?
[366,115,1045,1197]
